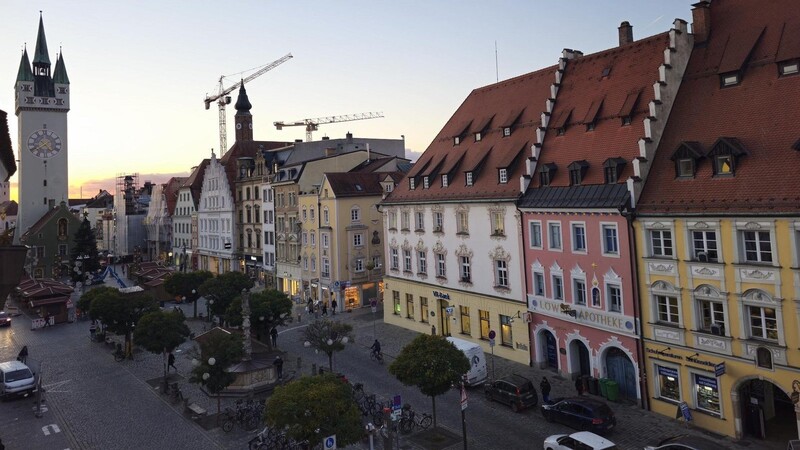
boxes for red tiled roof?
[183,159,210,209]
[326,172,399,197]
[19,202,80,241]
[0,200,17,215]
[532,32,670,188]
[164,177,186,216]
[638,0,800,214]
[385,66,556,203]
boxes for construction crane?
[273,112,385,142]
[204,53,293,153]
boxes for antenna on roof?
[495,41,499,83]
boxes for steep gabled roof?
[638,0,800,214]
[0,110,16,181]
[183,159,210,209]
[386,66,556,203]
[219,140,291,200]
[326,172,393,197]
[531,32,670,188]
[164,177,187,216]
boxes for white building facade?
[197,152,235,274]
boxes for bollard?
[297,313,302,323]
[312,363,317,376]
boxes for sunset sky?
[1,1,692,201]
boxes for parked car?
[484,374,538,412]
[0,311,10,327]
[0,360,37,399]
[544,431,618,450]
[541,397,616,434]
[644,434,728,450]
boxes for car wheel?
[511,402,520,413]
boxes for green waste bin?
[599,378,609,398]
[606,380,619,402]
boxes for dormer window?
[442,174,449,187]
[621,116,632,126]
[466,172,474,186]
[502,127,511,137]
[720,72,740,87]
[499,168,508,184]
[602,157,627,184]
[475,132,482,142]
[539,163,557,187]
[709,137,748,177]
[670,142,703,179]
[779,60,799,77]
[556,127,566,136]
[409,178,416,190]
[715,155,733,174]
[586,122,595,132]
[454,136,461,145]
[567,160,589,186]
[423,176,429,189]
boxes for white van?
[0,360,37,399]
[446,336,488,387]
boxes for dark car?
[0,312,10,327]
[644,434,728,450]
[484,374,538,412]
[540,397,616,434]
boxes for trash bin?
[606,380,619,402]
[599,378,609,398]
[587,377,599,395]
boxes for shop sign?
[530,296,636,336]
[432,291,450,300]
[657,366,679,378]
[646,347,683,360]
[696,375,718,390]
[714,362,726,377]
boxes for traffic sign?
[334,281,340,288]
[323,435,337,450]
[489,338,495,347]
[488,330,496,339]
[460,384,468,410]
[393,394,402,410]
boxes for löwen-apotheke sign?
[529,296,637,337]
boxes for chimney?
[618,21,633,46]
[691,1,711,44]
[346,132,353,143]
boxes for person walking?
[273,355,284,379]
[270,327,278,348]
[17,346,28,364]
[540,377,552,403]
[331,299,337,316]
[321,303,328,317]
[168,352,177,373]
[575,376,585,396]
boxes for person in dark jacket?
[540,377,552,403]
[575,376,585,396]
[274,355,284,379]
[17,346,28,364]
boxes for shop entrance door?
[606,347,637,399]
[542,331,558,370]
[739,379,794,442]
[569,340,591,376]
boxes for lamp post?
[191,289,198,318]
[207,298,214,323]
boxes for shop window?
[479,310,490,339]
[393,291,400,315]
[460,306,471,335]
[406,294,414,319]
[500,315,513,347]
[694,374,720,415]
[420,297,429,323]
[656,365,681,402]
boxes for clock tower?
[14,13,70,240]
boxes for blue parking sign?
[323,435,336,449]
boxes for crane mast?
[204,53,293,152]
[273,112,385,142]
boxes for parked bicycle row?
[350,381,432,433]
[218,398,266,432]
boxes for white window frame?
[650,229,674,257]
[322,233,329,249]
[310,232,316,247]
[689,226,720,263]
[323,207,330,225]
[742,230,773,263]
[499,168,508,184]
[529,221,543,249]
[403,249,412,272]
[423,176,429,189]
[656,294,680,325]
[391,248,399,270]
[571,222,587,253]
[401,211,410,231]
[355,258,364,272]
[415,211,425,231]
[322,257,330,277]
[691,369,722,418]
[547,222,562,251]
[417,251,427,275]
[433,212,444,230]
[495,259,509,288]
[607,284,622,313]
[552,274,564,300]
[351,207,360,223]
[353,233,363,247]
[533,269,545,297]
[442,174,449,187]
[466,172,473,186]
[460,256,471,282]
[436,253,446,278]
[654,362,682,403]
[601,223,619,257]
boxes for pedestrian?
[43,313,51,327]
[540,377,552,403]
[322,303,328,317]
[575,376,584,396]
[270,327,278,348]
[273,355,284,379]
[168,352,177,373]
[17,346,28,364]
[331,299,337,315]
[89,322,97,341]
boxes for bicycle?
[370,350,384,364]
[218,407,236,432]
[399,404,432,433]
[112,345,125,362]
[351,382,365,402]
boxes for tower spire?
[33,12,51,66]
[234,81,253,142]
[16,47,34,82]
[53,48,70,84]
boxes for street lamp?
[191,289,198,318]
[207,298,214,323]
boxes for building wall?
[274,182,301,296]
[261,183,276,285]
[173,187,194,269]
[299,191,318,301]
[197,155,234,273]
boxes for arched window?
[57,218,68,240]
[756,347,773,369]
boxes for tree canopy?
[189,331,244,413]
[163,271,213,301]
[70,216,100,283]
[225,289,293,347]
[266,374,363,446]
[197,271,252,317]
[388,334,470,427]
[303,319,353,371]
[89,289,159,354]
[76,285,117,318]
[134,310,190,354]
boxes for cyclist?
[370,339,382,360]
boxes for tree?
[89,289,159,357]
[197,272,252,320]
[133,310,191,388]
[303,319,353,371]
[388,334,470,428]
[224,289,293,348]
[266,374,363,447]
[189,332,244,413]
[163,271,212,317]
[70,216,100,283]
[76,285,117,319]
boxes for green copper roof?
[33,14,51,66]
[53,52,70,84]
[16,48,34,82]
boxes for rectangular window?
[403,249,412,272]
[574,279,587,305]
[353,233,363,247]
[552,275,563,300]
[457,211,469,234]
[650,230,674,257]
[492,212,504,235]
[460,306,471,334]
[322,234,329,248]
[460,256,471,282]
[780,60,800,76]
[657,365,681,401]
[311,257,316,271]
[36,246,45,258]
[302,232,308,246]
[495,260,508,288]
[500,315,513,346]
[572,224,586,252]
[503,127,511,137]
[698,300,725,332]
[534,272,545,296]
[433,212,444,231]
[417,251,427,275]
[401,212,410,231]
[406,294,414,319]
[602,225,619,255]
[391,248,399,270]
[322,258,330,278]
[436,253,446,278]
[499,168,508,184]
[351,208,360,222]
[355,258,364,272]
[420,297,429,322]
[423,176,429,189]
[310,233,316,247]
[657,295,680,324]
[743,230,772,263]
[695,374,720,415]
[415,211,425,231]
[479,310,490,339]
[692,230,718,262]
[529,222,542,248]
[388,211,397,230]
[466,172,473,186]
[393,291,401,315]
[548,223,562,250]
[749,306,778,341]
[442,175,449,187]
[608,285,622,312]
[58,244,68,256]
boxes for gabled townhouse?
[173,160,209,272]
[144,177,184,263]
[634,0,800,440]
[519,21,692,404]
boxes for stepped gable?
[386,66,556,203]
[219,140,291,199]
[534,32,670,188]
[164,177,186,216]
[637,0,800,213]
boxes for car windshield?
[6,368,32,382]
[0,312,7,318]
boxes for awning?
[29,296,69,307]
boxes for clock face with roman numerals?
[27,129,62,158]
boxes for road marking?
[32,404,49,413]
[42,424,60,435]
[280,324,309,334]
[43,379,71,392]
